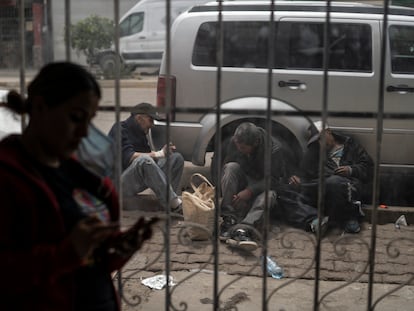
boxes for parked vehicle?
[151,0,414,206]
[91,0,208,76]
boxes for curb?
[363,205,413,225]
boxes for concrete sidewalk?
[117,206,414,310]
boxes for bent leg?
[220,162,248,219]
[122,155,178,208]
[241,190,278,229]
[158,152,184,193]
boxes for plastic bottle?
[262,256,284,279]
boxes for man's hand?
[162,142,177,155]
[288,175,301,185]
[232,188,253,204]
[334,166,351,176]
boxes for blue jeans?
[121,153,184,208]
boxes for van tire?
[99,54,120,78]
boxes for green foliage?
[69,15,114,63]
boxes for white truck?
[92,0,208,76]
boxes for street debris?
[141,274,176,290]
[395,215,408,229]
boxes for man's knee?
[223,162,241,174]
[170,152,184,168]
[132,154,156,166]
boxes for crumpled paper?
[395,215,408,229]
[141,274,176,290]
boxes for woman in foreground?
[0,62,155,311]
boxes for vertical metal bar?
[314,1,332,310]
[18,0,26,130]
[64,0,71,61]
[214,1,224,310]
[368,0,389,309]
[164,0,172,309]
[46,0,54,62]
[112,0,123,301]
[262,1,276,310]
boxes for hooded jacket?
[298,132,373,184]
[222,127,286,195]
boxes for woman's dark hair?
[233,122,261,146]
[4,62,101,115]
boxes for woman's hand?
[112,217,159,258]
[69,216,118,260]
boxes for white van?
[93,0,208,75]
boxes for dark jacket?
[298,132,373,184]
[223,127,285,195]
[0,135,128,311]
[108,115,151,170]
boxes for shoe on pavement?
[344,219,361,233]
[310,216,329,237]
[172,203,183,214]
[219,215,237,241]
[226,228,258,252]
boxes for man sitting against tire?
[288,121,373,235]
[219,122,287,251]
[108,103,184,212]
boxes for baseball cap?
[307,120,329,145]
[131,102,162,120]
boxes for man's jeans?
[221,162,277,229]
[122,153,184,208]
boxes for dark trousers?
[301,175,361,223]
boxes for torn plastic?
[395,215,408,229]
[141,274,176,290]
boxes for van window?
[192,21,372,72]
[119,12,145,37]
[389,25,414,74]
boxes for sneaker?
[344,219,361,233]
[227,228,258,252]
[172,203,183,214]
[310,216,329,237]
[219,215,237,241]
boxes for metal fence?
[1,0,413,310]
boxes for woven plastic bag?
[182,173,215,240]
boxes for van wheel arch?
[209,119,303,186]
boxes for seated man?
[288,120,373,234]
[108,102,184,212]
[219,122,286,251]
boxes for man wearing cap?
[108,102,184,212]
[288,120,373,234]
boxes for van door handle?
[278,80,307,91]
[386,85,414,94]
[138,36,146,39]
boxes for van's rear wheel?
[99,54,120,78]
